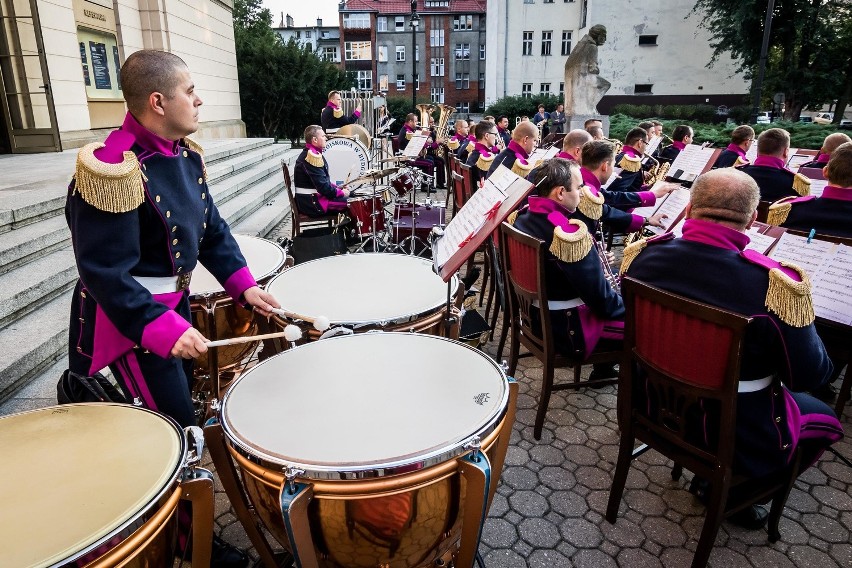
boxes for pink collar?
[123,112,178,156]
[623,145,641,158]
[822,185,852,202]
[672,141,686,151]
[326,101,339,110]
[306,142,322,154]
[473,142,492,155]
[754,155,788,171]
[404,124,415,133]
[726,143,747,157]
[528,196,578,231]
[508,140,529,160]
[580,167,602,194]
[557,151,577,161]
[815,153,830,164]
[681,218,749,251]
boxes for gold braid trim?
[511,159,534,178]
[793,173,811,196]
[333,107,343,119]
[766,198,795,226]
[73,143,145,213]
[733,155,749,167]
[618,154,643,173]
[183,137,207,181]
[465,140,475,153]
[447,138,460,150]
[577,185,604,220]
[550,221,593,263]
[476,153,495,171]
[766,263,814,327]
[619,238,648,275]
[506,210,519,225]
[305,149,325,168]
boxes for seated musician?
[511,158,624,380]
[496,116,512,147]
[466,120,498,190]
[798,132,852,170]
[586,125,605,140]
[320,90,361,133]
[447,119,470,154]
[584,118,603,130]
[456,127,477,163]
[738,128,810,202]
[767,141,852,238]
[397,113,438,191]
[622,168,843,527]
[486,120,538,180]
[294,125,354,217]
[425,116,447,189]
[713,125,755,168]
[658,124,693,163]
[651,120,663,139]
[608,127,652,193]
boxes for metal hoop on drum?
[1,403,215,568]
[206,333,519,568]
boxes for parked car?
[755,112,771,124]
[799,116,813,123]
[813,112,834,125]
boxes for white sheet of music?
[769,232,834,279]
[745,228,779,255]
[668,145,716,181]
[601,167,623,189]
[402,134,429,158]
[812,245,852,326]
[529,145,560,165]
[669,217,686,238]
[645,135,664,157]
[644,188,690,235]
[745,143,758,163]
[808,179,828,198]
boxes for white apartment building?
[485,0,747,112]
[274,14,342,63]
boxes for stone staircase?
[0,138,300,404]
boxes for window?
[559,82,564,96]
[305,42,313,52]
[395,46,405,61]
[321,31,329,39]
[416,46,420,61]
[564,0,575,2]
[540,83,550,94]
[343,13,369,29]
[479,72,485,83]
[395,16,405,31]
[634,83,654,94]
[458,102,470,113]
[344,41,371,60]
[638,35,658,46]
[295,31,300,39]
[480,44,486,59]
[455,72,469,89]
[356,70,372,91]
[425,0,449,6]
[379,74,388,91]
[524,0,534,3]
[541,31,552,56]
[305,30,312,38]
[561,31,572,55]
[430,87,445,103]
[396,74,406,89]
[453,15,472,30]
[522,31,533,56]
[377,17,387,32]
[544,0,554,3]
[431,57,445,76]
[455,43,470,60]
[322,46,339,62]
[430,29,444,47]
[522,83,532,98]
[377,45,388,62]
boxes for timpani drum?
[266,253,458,339]
[190,234,287,377]
[0,404,213,568]
[214,333,518,568]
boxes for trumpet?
[594,221,620,292]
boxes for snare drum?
[390,170,416,197]
[216,333,517,568]
[347,193,387,235]
[190,234,287,378]
[392,203,447,244]
[267,253,458,338]
[0,403,213,568]
[324,137,370,186]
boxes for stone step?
[0,248,76,331]
[231,188,290,239]
[0,182,68,233]
[202,138,273,164]
[217,174,285,231]
[208,145,290,208]
[207,143,285,185]
[0,215,70,276]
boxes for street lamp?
[752,0,775,123]
[410,0,419,111]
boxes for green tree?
[693,0,851,120]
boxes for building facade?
[274,14,342,64]
[485,0,748,113]
[339,0,487,114]
[0,0,244,154]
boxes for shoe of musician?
[588,364,619,383]
[727,505,769,530]
[210,535,249,568]
[461,267,481,290]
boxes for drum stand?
[353,180,388,253]
[391,168,433,256]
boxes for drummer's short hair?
[327,90,340,100]
[121,50,187,115]
[304,125,323,144]
[625,127,648,146]
[475,120,495,140]
[730,125,755,145]
[532,157,579,197]
[584,118,602,128]
[672,125,692,142]
[405,113,417,123]
[580,140,616,171]
[637,121,654,133]
[825,142,852,187]
[689,168,760,229]
[757,128,790,157]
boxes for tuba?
[416,104,436,129]
[434,103,456,158]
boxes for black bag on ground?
[291,226,347,264]
[57,369,128,404]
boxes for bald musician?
[486,120,538,179]
[713,125,755,168]
[294,125,354,217]
[320,90,361,133]
[739,128,811,202]
[623,168,843,526]
[447,119,470,154]
[658,124,693,163]
[798,132,852,170]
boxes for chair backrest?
[391,135,400,154]
[459,163,475,205]
[756,200,772,223]
[281,160,300,233]
[620,276,753,472]
[499,221,553,358]
[451,170,465,211]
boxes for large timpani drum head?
[324,137,370,186]
[191,234,286,296]
[0,404,185,568]
[267,253,457,329]
[220,333,510,567]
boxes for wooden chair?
[499,222,621,440]
[756,200,772,223]
[606,276,805,568]
[484,234,509,362]
[282,160,339,238]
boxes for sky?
[263,0,341,28]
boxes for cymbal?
[380,156,411,164]
[349,168,399,184]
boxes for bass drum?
[336,123,372,150]
[324,137,370,186]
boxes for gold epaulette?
[447,138,460,151]
[511,159,534,178]
[73,143,145,213]
[506,210,519,225]
[333,108,343,119]
[733,156,749,167]
[793,173,811,196]
[406,131,413,140]
[305,149,324,168]
[550,220,593,263]
[766,263,814,327]
[183,137,207,181]
[476,152,495,172]
[619,237,648,275]
[618,154,643,173]
[766,196,797,226]
[577,185,604,220]
[465,140,475,153]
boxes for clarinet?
[595,220,621,293]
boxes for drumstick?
[206,331,291,348]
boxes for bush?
[611,104,717,123]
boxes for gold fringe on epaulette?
[577,186,604,220]
[477,153,495,171]
[550,221,593,263]
[448,138,460,151]
[305,150,324,168]
[466,140,475,153]
[506,210,518,225]
[183,137,207,181]
[766,264,814,327]
[766,199,794,226]
[406,131,413,140]
[619,238,648,275]
[734,156,749,168]
[618,154,643,173]
[333,108,343,119]
[793,173,811,196]
[511,160,534,178]
[73,143,145,213]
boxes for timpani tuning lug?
[283,465,306,495]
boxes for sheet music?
[745,143,758,163]
[528,145,560,165]
[808,179,828,198]
[644,188,690,235]
[812,245,852,326]
[768,232,834,281]
[745,227,780,255]
[601,167,622,189]
[669,217,686,238]
[402,134,428,158]
[645,135,664,156]
[786,152,814,173]
[668,145,717,181]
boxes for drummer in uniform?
[738,128,811,202]
[320,90,361,133]
[294,124,356,217]
[486,120,537,180]
[65,49,278,566]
